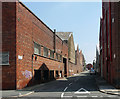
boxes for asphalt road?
[19,71,120,99]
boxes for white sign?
[18,55,23,60]
[114,54,116,59]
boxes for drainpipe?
[109,1,112,83]
[54,29,56,53]
[109,2,112,62]
[32,54,34,77]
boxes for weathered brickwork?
[2,1,68,89]
[2,1,85,90]
[2,2,16,90]
[69,46,83,76]
[99,2,120,88]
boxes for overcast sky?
[22,2,102,64]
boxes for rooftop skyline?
[22,1,102,64]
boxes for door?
[34,70,41,83]
[50,70,54,80]
[63,58,67,77]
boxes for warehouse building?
[1,1,69,89]
[56,32,84,76]
[99,2,120,88]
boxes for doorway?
[50,70,54,80]
[63,58,67,77]
[43,70,49,80]
[34,70,41,83]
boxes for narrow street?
[19,71,119,98]
[1,1,120,99]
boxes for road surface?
[18,71,120,99]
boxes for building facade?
[69,45,83,75]
[99,2,120,88]
[95,46,99,74]
[56,32,84,76]
[1,1,69,89]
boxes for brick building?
[56,32,84,76]
[95,46,99,74]
[56,32,75,64]
[1,1,69,89]
[99,1,120,88]
[79,50,86,71]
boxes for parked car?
[90,68,95,75]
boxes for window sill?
[34,54,62,63]
[0,64,10,66]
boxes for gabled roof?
[56,32,73,41]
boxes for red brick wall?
[111,2,120,88]
[62,42,68,57]
[2,2,16,89]
[101,2,120,88]
[0,1,2,89]
[2,1,69,90]
[56,36,62,54]
[15,2,68,89]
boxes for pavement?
[95,76,120,96]
[0,78,67,98]
[0,90,34,98]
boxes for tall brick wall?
[2,1,84,90]
[2,2,16,89]
[100,2,120,88]
[56,36,62,54]
[111,2,120,87]
[62,42,68,58]
[15,2,68,89]
[0,1,2,89]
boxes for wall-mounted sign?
[18,55,23,60]
[114,54,116,59]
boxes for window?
[44,47,48,57]
[56,53,58,60]
[58,54,62,62]
[50,50,54,59]
[0,52,9,65]
[34,42,41,55]
[60,55,62,61]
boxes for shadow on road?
[21,72,99,93]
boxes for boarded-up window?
[44,47,48,57]
[34,42,41,55]
[0,52,9,65]
[50,50,54,59]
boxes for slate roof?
[56,32,72,41]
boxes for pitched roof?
[56,32,72,41]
